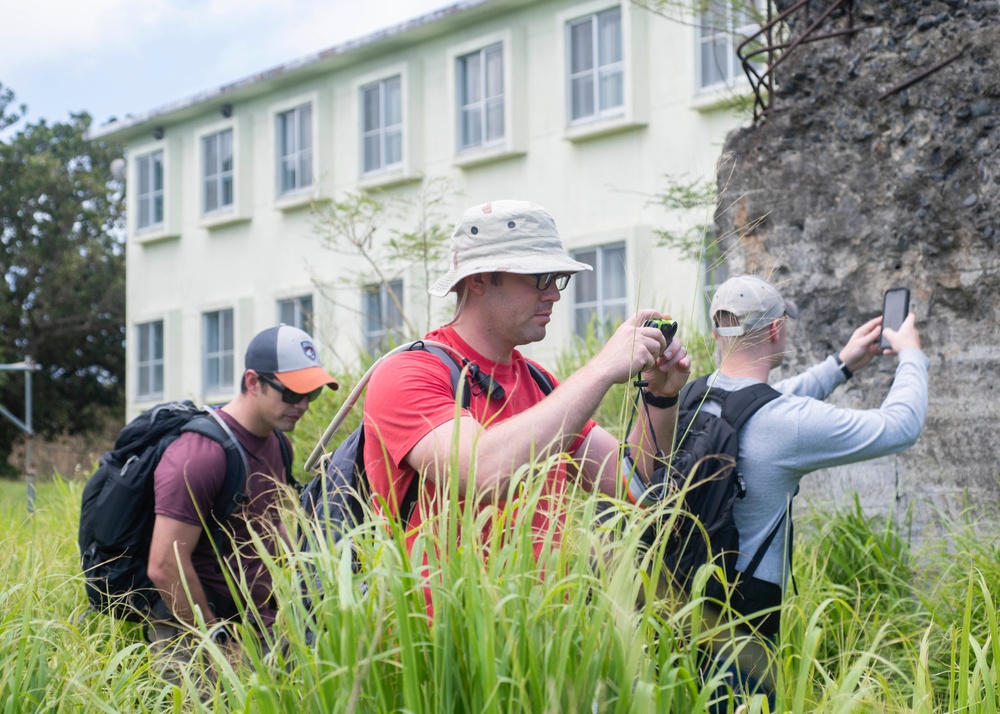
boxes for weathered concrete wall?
[716,0,1000,534]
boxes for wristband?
[833,355,853,380]
[210,625,232,646]
[643,390,679,409]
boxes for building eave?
[87,0,529,143]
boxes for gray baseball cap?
[245,324,338,392]
[428,200,592,297]
[710,275,798,337]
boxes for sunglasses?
[534,273,572,291]
[257,374,324,404]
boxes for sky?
[1,0,457,133]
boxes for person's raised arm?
[404,311,677,501]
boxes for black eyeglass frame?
[533,273,572,291]
[257,373,324,404]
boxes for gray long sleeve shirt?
[701,347,930,588]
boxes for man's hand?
[838,315,884,374]
[881,313,921,354]
[592,310,691,394]
[592,310,671,386]
[642,333,692,396]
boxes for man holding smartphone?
[700,275,929,699]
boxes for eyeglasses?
[534,273,571,291]
[257,374,324,404]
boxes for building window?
[567,7,623,124]
[361,77,403,174]
[276,104,313,195]
[697,0,757,91]
[136,150,164,230]
[572,244,627,338]
[363,280,404,353]
[278,295,314,334]
[203,309,234,394]
[457,44,504,151]
[136,320,164,400]
[203,129,233,213]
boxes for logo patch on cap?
[301,341,317,362]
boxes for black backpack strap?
[275,431,298,491]
[718,383,781,431]
[181,413,250,523]
[525,360,554,395]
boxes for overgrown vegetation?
[4,463,1000,712]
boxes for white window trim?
[456,44,505,152]
[445,26,527,168]
[202,307,235,396]
[135,319,164,402]
[362,280,405,353]
[360,76,404,176]
[352,62,422,189]
[134,149,164,233]
[556,0,649,143]
[276,293,315,333]
[571,242,629,338]
[268,91,321,210]
[695,0,759,96]
[566,8,625,126]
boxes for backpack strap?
[183,410,251,523]
[276,431,297,490]
[525,360,555,396]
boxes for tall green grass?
[3,474,1000,712]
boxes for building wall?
[120,0,751,418]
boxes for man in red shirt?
[364,200,691,563]
[147,324,337,657]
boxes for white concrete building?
[90,0,754,419]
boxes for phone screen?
[879,288,910,350]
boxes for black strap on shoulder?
[524,360,554,396]
[276,432,297,490]
[180,415,249,524]
[387,344,554,527]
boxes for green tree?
[0,83,125,475]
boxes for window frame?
[456,43,506,152]
[275,102,314,196]
[277,294,314,334]
[696,0,758,93]
[202,128,234,215]
[202,308,235,395]
[135,320,164,401]
[571,243,628,338]
[135,150,164,231]
[566,6,625,125]
[360,76,404,176]
[362,280,404,354]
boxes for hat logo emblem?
[301,342,317,361]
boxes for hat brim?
[429,255,593,297]
[276,366,339,392]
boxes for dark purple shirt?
[153,409,289,626]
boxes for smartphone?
[879,287,910,350]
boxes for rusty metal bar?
[878,47,966,101]
[738,0,859,121]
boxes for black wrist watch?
[833,354,853,380]
[643,390,679,409]
[210,625,232,646]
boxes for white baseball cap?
[710,275,799,337]
[428,200,592,297]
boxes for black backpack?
[78,400,292,622]
[635,375,782,598]
[300,342,553,556]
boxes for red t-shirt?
[153,409,289,625]
[363,327,596,560]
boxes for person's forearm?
[625,399,678,480]
[453,359,616,498]
[152,554,218,626]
